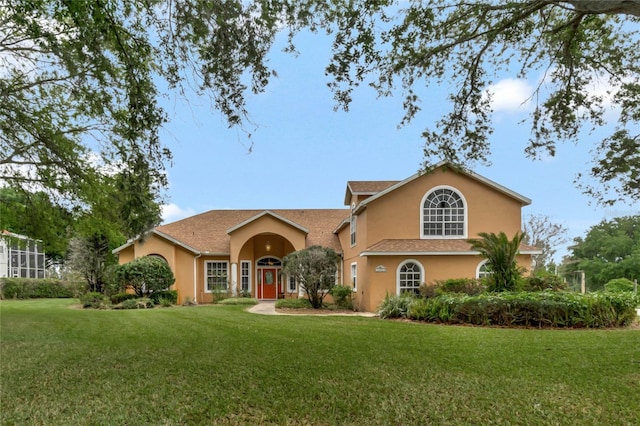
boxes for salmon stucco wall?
[364,170,524,246]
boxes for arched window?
[397,260,423,295]
[476,260,492,279]
[421,187,466,238]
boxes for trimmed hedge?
[0,278,85,299]
[380,291,639,328]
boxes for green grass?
[1,299,639,425]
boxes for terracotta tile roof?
[156,209,350,254]
[362,239,541,255]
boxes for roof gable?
[344,180,400,205]
[353,162,531,213]
[226,210,309,234]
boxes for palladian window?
[422,187,466,238]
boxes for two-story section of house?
[113,163,540,311]
[335,163,539,311]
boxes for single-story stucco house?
[113,162,541,311]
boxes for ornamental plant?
[114,256,175,297]
[468,232,524,292]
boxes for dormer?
[344,180,399,208]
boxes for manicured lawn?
[1,299,639,425]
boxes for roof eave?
[361,250,481,256]
[226,210,309,234]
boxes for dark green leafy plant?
[434,278,486,295]
[149,290,178,305]
[118,298,154,310]
[0,278,84,299]
[330,285,354,310]
[522,274,567,292]
[468,232,525,292]
[604,278,635,293]
[114,257,175,297]
[80,292,110,309]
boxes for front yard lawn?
[1,299,638,425]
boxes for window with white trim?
[205,261,228,292]
[288,276,297,292]
[240,260,251,293]
[350,215,357,246]
[476,260,492,279]
[398,260,423,295]
[350,263,357,291]
[422,187,466,237]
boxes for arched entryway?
[256,256,282,300]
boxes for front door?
[261,268,277,299]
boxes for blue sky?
[158,30,637,260]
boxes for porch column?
[231,262,238,297]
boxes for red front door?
[261,268,277,299]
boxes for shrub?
[396,291,639,328]
[114,257,175,297]
[522,274,567,292]
[158,298,173,307]
[468,232,525,292]
[378,293,414,319]
[275,298,312,309]
[80,292,110,309]
[436,278,486,295]
[110,292,138,305]
[149,290,178,305]
[0,278,85,299]
[217,297,259,306]
[604,278,635,293]
[418,284,439,299]
[118,298,154,309]
[330,285,354,310]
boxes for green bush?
[217,297,259,306]
[110,292,138,304]
[118,298,153,309]
[0,278,85,299]
[330,285,353,310]
[604,278,635,293]
[522,274,567,292]
[149,290,178,305]
[380,291,639,328]
[114,257,175,297]
[275,298,312,309]
[158,298,173,307]
[80,292,110,309]
[435,278,486,295]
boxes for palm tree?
[468,232,525,292]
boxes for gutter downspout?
[194,253,201,303]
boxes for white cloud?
[161,203,196,224]
[485,78,534,113]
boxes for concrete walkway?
[248,301,376,317]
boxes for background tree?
[0,187,73,266]
[468,232,525,292]
[565,215,640,291]
[3,1,638,210]
[66,234,113,293]
[323,1,640,204]
[282,246,340,308]
[522,214,569,274]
